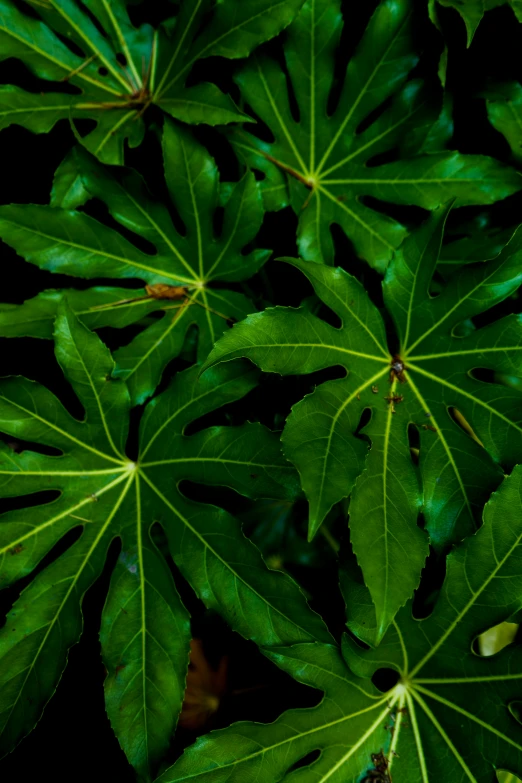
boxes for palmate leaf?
[156,464,522,783]
[0,0,307,164]
[431,0,522,46]
[203,204,522,640]
[0,120,269,406]
[228,0,522,271]
[0,304,329,779]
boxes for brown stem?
[231,130,310,187]
[260,151,311,187]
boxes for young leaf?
[229,0,521,270]
[156,465,522,783]
[203,205,522,638]
[0,305,329,777]
[0,122,270,405]
[0,0,306,163]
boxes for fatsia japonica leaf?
[431,0,522,46]
[157,465,522,783]
[228,0,521,271]
[0,304,329,777]
[203,203,522,640]
[0,121,270,405]
[0,0,307,163]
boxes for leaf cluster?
[2,1,522,782]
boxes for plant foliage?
[0,120,269,405]
[204,205,522,639]
[431,0,522,45]
[0,0,306,163]
[2,0,522,781]
[157,464,522,783]
[230,0,521,270]
[0,305,327,778]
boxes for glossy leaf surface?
[229,0,521,270]
[204,205,522,638]
[0,122,269,405]
[0,0,306,163]
[0,305,328,778]
[157,465,522,783]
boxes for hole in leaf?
[416,511,427,532]
[191,125,241,183]
[212,205,225,238]
[125,401,146,462]
[448,407,483,446]
[185,364,346,436]
[469,367,496,385]
[359,196,427,230]
[316,300,342,329]
[355,406,372,441]
[281,57,300,124]
[240,103,275,144]
[149,521,204,619]
[10,0,41,20]
[0,489,61,516]
[145,347,195,404]
[98,66,109,77]
[371,668,400,693]
[508,701,522,728]
[412,547,447,619]
[365,146,401,168]
[326,2,379,116]
[71,118,97,139]
[330,223,385,310]
[356,94,394,136]
[80,199,158,256]
[179,480,251,516]
[450,318,476,338]
[240,238,257,257]
[407,423,420,466]
[52,28,86,59]
[474,621,519,657]
[257,213,299,270]
[76,0,112,40]
[0,433,62,457]
[295,292,343,329]
[116,53,127,67]
[287,749,322,774]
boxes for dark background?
[1,0,522,779]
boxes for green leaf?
[0,0,305,163]
[0,306,329,776]
[485,82,522,164]
[434,0,522,46]
[0,122,270,405]
[156,465,522,783]
[229,0,521,270]
[203,204,522,638]
[50,148,91,210]
[440,220,515,270]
